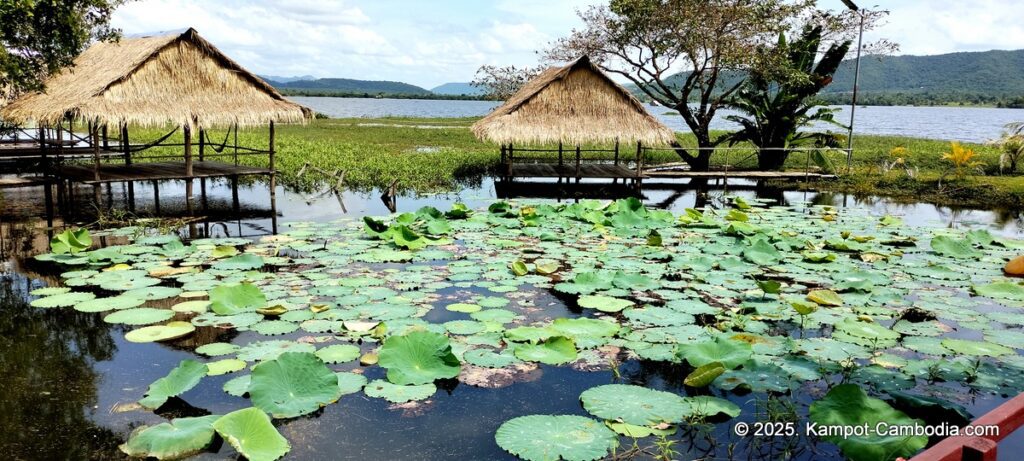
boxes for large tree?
[1,0,124,103]
[543,0,890,171]
[471,64,545,100]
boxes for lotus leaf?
[577,295,633,312]
[30,291,96,308]
[105,308,175,326]
[809,384,928,461]
[249,351,342,418]
[336,372,368,395]
[685,362,726,388]
[513,336,578,365]
[50,228,92,254]
[210,283,266,315]
[140,359,208,409]
[551,318,619,338]
[213,408,290,461]
[495,415,618,461]
[223,375,252,397]
[125,321,196,343]
[315,344,361,364]
[940,338,1014,357]
[972,281,1024,300]
[206,359,246,376]
[678,337,753,369]
[378,330,461,385]
[364,379,436,403]
[211,253,264,270]
[807,289,843,306]
[120,415,220,460]
[579,384,690,425]
[931,235,982,259]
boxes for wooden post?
[268,121,276,172]
[184,124,193,177]
[121,124,131,165]
[102,124,110,150]
[91,123,102,182]
[575,145,581,178]
[507,143,514,176]
[198,128,205,162]
[614,138,620,165]
[635,141,643,177]
[500,144,507,169]
[233,123,239,165]
[558,142,564,166]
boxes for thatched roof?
[0,28,310,128]
[471,56,676,146]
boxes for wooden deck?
[644,170,837,180]
[55,161,273,184]
[0,177,50,189]
[506,163,641,179]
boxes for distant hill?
[431,82,484,96]
[259,74,315,84]
[628,49,1024,108]
[271,78,432,97]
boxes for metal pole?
[846,11,865,171]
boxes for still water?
[294,96,1024,143]
[3,178,1024,460]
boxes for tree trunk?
[757,149,790,171]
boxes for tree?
[1,0,124,103]
[723,26,850,171]
[470,64,545,101]
[543,0,891,171]
[993,122,1024,174]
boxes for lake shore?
[123,116,1024,211]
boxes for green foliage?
[724,26,850,170]
[209,283,266,315]
[378,330,461,385]
[809,384,928,461]
[495,415,618,461]
[50,228,91,254]
[120,415,220,460]
[139,360,208,410]
[213,408,290,461]
[249,352,342,418]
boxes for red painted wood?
[910,392,1024,461]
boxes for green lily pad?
[223,375,251,397]
[210,283,266,315]
[30,291,96,308]
[120,415,220,460]
[577,295,633,312]
[807,289,843,306]
[206,359,246,376]
[139,359,208,409]
[195,342,240,357]
[972,281,1024,300]
[124,321,196,343]
[809,384,928,461]
[378,330,461,385]
[579,384,690,425]
[513,336,578,365]
[495,415,618,461]
[74,295,145,312]
[105,308,175,326]
[931,235,982,259]
[336,372,368,395]
[213,408,290,461]
[364,379,436,403]
[678,337,753,369]
[249,351,342,418]
[551,318,619,338]
[315,344,361,364]
[940,338,1014,357]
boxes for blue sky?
[112,0,1024,88]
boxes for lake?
[293,96,1024,143]
[3,177,1024,460]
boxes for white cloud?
[112,0,1024,88]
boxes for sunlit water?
[3,178,1024,460]
[294,97,1024,143]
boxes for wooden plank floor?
[56,161,273,184]
[644,170,836,180]
[508,163,641,179]
[0,177,50,189]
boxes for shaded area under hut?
[471,56,676,184]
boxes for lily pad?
[378,330,461,385]
[495,415,618,461]
[364,379,436,403]
[210,283,266,315]
[124,321,196,343]
[577,295,633,312]
[140,359,208,409]
[249,351,342,418]
[213,408,290,461]
[105,308,175,326]
[579,384,690,425]
[315,344,361,364]
[513,336,578,365]
[678,337,753,369]
[809,384,927,461]
[120,415,220,460]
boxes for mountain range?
[260,48,1024,107]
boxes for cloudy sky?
[112,0,1024,89]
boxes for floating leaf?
[105,308,175,326]
[139,360,208,409]
[809,384,927,461]
[206,359,246,376]
[580,384,690,425]
[931,235,982,259]
[685,362,726,388]
[510,260,529,276]
[364,379,436,403]
[495,415,618,461]
[124,321,196,343]
[577,295,633,312]
[807,289,843,306]
[50,228,92,254]
[678,337,753,369]
[513,336,578,365]
[120,415,220,460]
[940,338,1013,357]
[378,330,461,385]
[30,291,96,308]
[213,408,290,461]
[972,281,1024,300]
[249,351,342,418]
[315,344,361,364]
[210,283,266,315]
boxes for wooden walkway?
[56,161,273,184]
[507,163,641,179]
[644,170,837,180]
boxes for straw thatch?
[471,56,676,146]
[0,28,310,129]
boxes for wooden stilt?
[198,128,205,162]
[184,124,193,177]
[268,121,276,172]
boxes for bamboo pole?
[198,128,205,162]
[269,121,276,171]
[635,141,643,177]
[121,124,131,165]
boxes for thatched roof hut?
[471,56,675,147]
[0,28,310,128]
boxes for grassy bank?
[127,117,1024,208]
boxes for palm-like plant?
[724,26,851,171]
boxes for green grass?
[124,117,1024,207]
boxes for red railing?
[907,392,1024,461]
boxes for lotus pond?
[5,180,1024,461]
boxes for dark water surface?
[3,177,1024,460]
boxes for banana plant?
[724,26,851,171]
